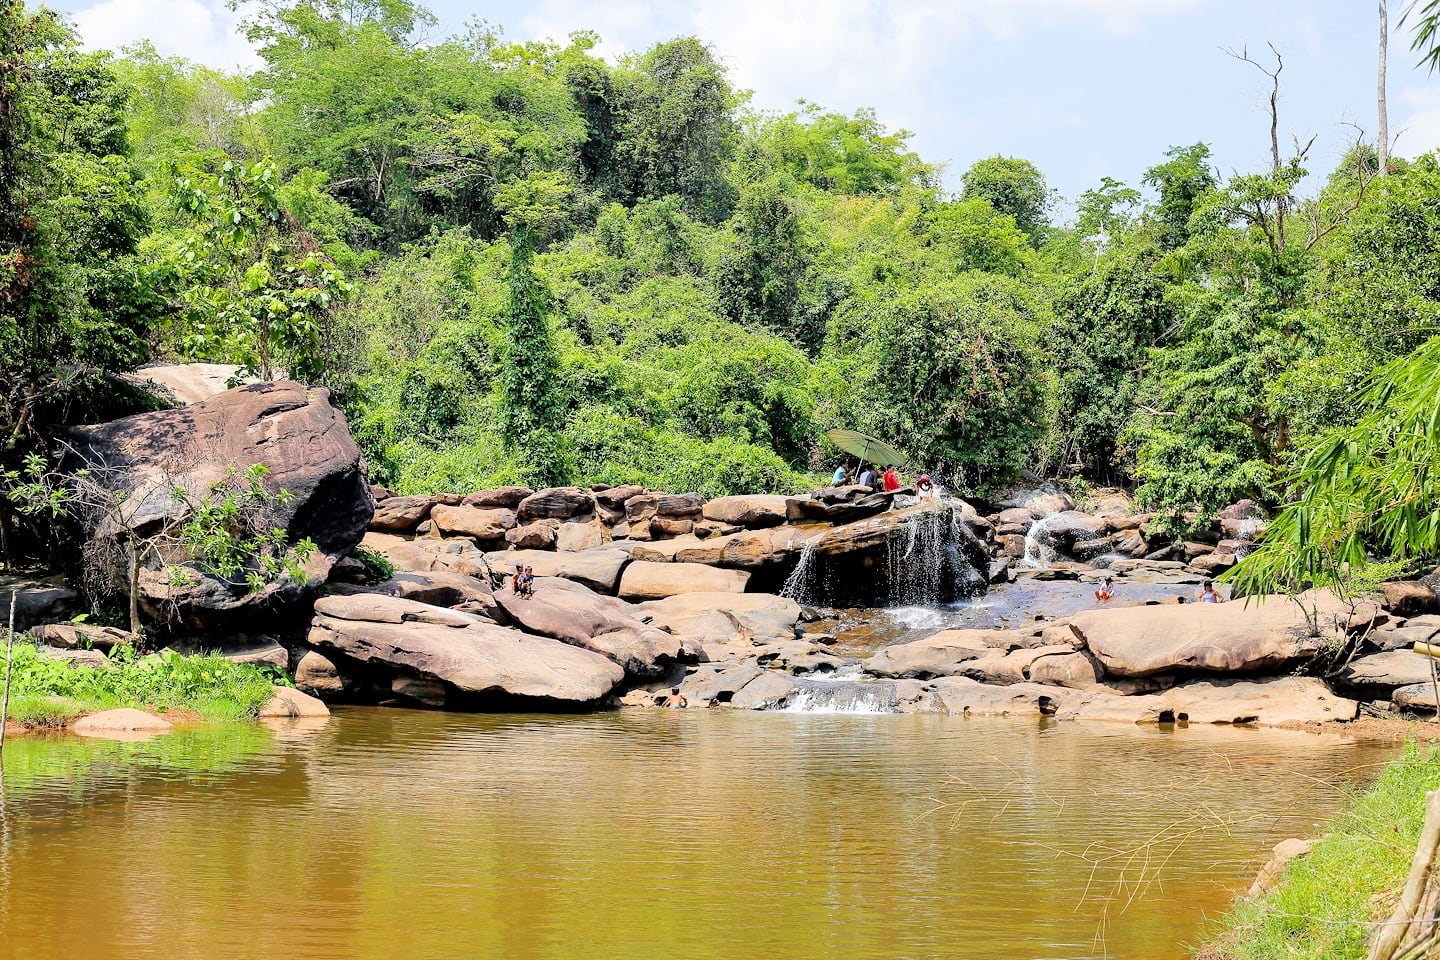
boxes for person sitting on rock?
[1199,580,1223,604]
[659,687,687,709]
[1094,576,1114,602]
[832,462,853,486]
[511,567,524,595]
[858,465,879,490]
[882,466,902,492]
[518,565,536,598]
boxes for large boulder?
[1332,650,1437,698]
[462,487,533,509]
[377,538,492,580]
[1382,582,1439,617]
[517,487,594,521]
[0,575,80,631]
[64,381,373,629]
[429,505,516,541]
[368,494,435,532]
[702,495,789,529]
[617,561,750,601]
[308,594,623,705]
[27,622,135,653]
[1067,592,1344,678]
[494,582,683,677]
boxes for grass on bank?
[1,641,284,726]
[1198,742,1440,960]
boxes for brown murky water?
[0,709,1395,960]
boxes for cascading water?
[1021,511,1066,569]
[779,680,899,714]
[779,537,820,602]
[885,508,955,606]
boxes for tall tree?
[959,156,1050,246]
[498,231,570,485]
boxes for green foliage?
[354,545,395,581]
[959,156,1051,245]
[157,157,352,380]
[1141,143,1215,249]
[3,641,281,723]
[171,463,317,590]
[498,232,573,486]
[1200,742,1440,960]
[1,6,154,458]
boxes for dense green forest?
[6,0,1440,535]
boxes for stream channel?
[0,706,1396,960]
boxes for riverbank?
[1,641,327,736]
[1195,742,1440,959]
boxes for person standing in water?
[1094,577,1114,602]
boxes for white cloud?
[1393,85,1440,158]
[70,0,259,69]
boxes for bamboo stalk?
[1369,789,1440,960]
[1411,641,1440,660]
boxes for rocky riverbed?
[11,368,1440,731]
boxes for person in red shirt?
[882,466,901,492]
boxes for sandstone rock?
[494,582,683,677]
[36,645,109,669]
[1063,677,1357,726]
[357,569,496,612]
[506,520,559,550]
[259,686,331,718]
[27,622,135,653]
[1248,839,1314,898]
[702,495,789,528]
[462,487,533,509]
[484,548,631,594]
[294,649,346,695]
[864,630,1002,678]
[679,661,767,706]
[370,495,435,532]
[957,645,1077,684]
[996,507,1034,528]
[728,671,802,710]
[430,505,516,541]
[632,592,801,648]
[625,494,661,523]
[122,362,260,405]
[1393,683,1440,711]
[1027,650,1105,688]
[995,482,1075,518]
[1333,650,1436,697]
[1068,593,1344,677]
[2,575,81,631]
[595,484,646,508]
[72,708,172,737]
[517,487,594,521]
[1370,616,1440,652]
[557,520,610,553]
[390,675,449,708]
[617,561,750,601]
[309,594,624,704]
[785,494,891,525]
[1191,552,1237,575]
[1383,581,1439,617]
[212,639,289,669]
[930,677,1075,717]
[63,381,373,629]
[650,517,694,538]
[655,493,704,518]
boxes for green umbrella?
[825,429,907,468]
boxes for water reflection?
[0,710,1396,960]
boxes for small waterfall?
[779,537,820,603]
[779,681,899,714]
[1021,511,1066,569]
[883,505,982,606]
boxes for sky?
[43,0,1440,211]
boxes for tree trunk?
[1380,0,1390,176]
[127,538,140,636]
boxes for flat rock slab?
[494,583,683,677]
[617,561,750,601]
[1068,592,1342,677]
[864,628,1052,679]
[72,708,173,738]
[632,592,801,647]
[1334,650,1437,695]
[1062,677,1357,726]
[484,549,631,594]
[309,594,623,704]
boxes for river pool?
[0,709,1395,960]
